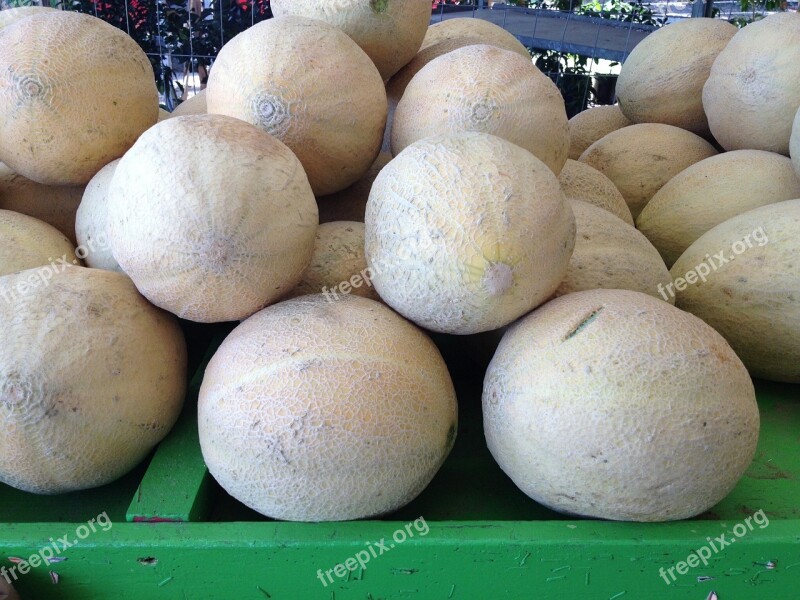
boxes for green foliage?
[506,0,666,22]
[530,49,619,117]
[508,0,580,10]
[730,0,782,27]
[576,0,667,26]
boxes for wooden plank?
[125,327,233,523]
[1,519,798,599]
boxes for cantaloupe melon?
[392,44,569,174]
[0,162,83,245]
[107,114,318,323]
[0,266,186,494]
[75,159,122,272]
[385,33,531,153]
[703,12,800,154]
[0,209,78,278]
[637,150,800,266]
[317,152,391,224]
[672,199,800,383]
[616,18,736,136]
[791,106,800,178]
[556,200,672,302]
[483,288,759,521]
[271,0,431,80]
[558,159,633,225]
[388,35,530,110]
[568,105,631,161]
[579,123,718,219]
[288,221,380,301]
[170,90,206,117]
[366,132,575,334]
[0,11,158,185]
[420,17,529,54]
[206,16,387,196]
[198,294,457,521]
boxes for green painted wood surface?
[125,356,213,523]
[0,330,798,599]
[0,519,798,599]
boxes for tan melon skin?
[0,6,55,33]
[198,294,457,521]
[579,123,718,219]
[108,114,318,323]
[0,266,187,495]
[207,16,387,197]
[317,152,391,224]
[170,90,206,117]
[0,162,83,245]
[791,106,800,178]
[638,150,800,267]
[672,199,800,383]
[366,132,576,335]
[556,200,672,303]
[568,105,632,161]
[420,17,530,54]
[0,11,158,186]
[75,159,122,272]
[0,209,79,277]
[392,44,569,175]
[558,159,633,225]
[616,18,736,137]
[271,0,431,81]
[703,12,800,155]
[483,288,759,522]
[288,221,380,301]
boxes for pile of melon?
[0,3,797,531]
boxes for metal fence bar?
[187,0,197,97]
[123,0,130,39]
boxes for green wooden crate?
[1,328,798,600]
